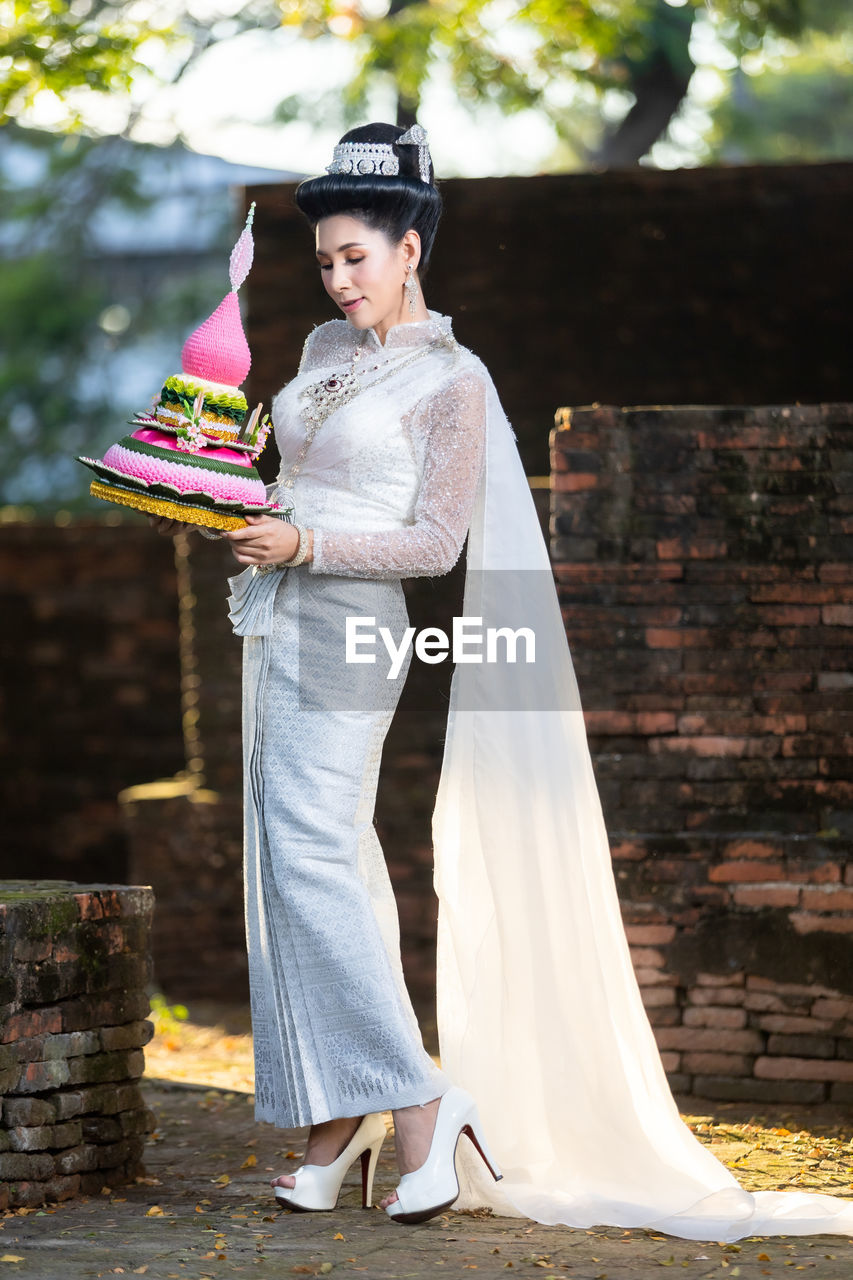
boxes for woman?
[161,123,853,1240]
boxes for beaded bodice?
[269,313,487,578]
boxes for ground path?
[3,1002,852,1279]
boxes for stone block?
[657,1027,764,1054]
[43,1173,82,1203]
[692,1076,827,1104]
[99,1020,154,1052]
[766,1033,837,1059]
[9,1180,47,1209]
[54,1144,101,1175]
[60,990,150,1032]
[683,1006,747,1030]
[0,1097,57,1128]
[757,1014,834,1035]
[15,1057,71,1094]
[682,1052,753,1077]
[755,1055,853,1082]
[0,1151,55,1180]
[81,1115,123,1144]
[1,1006,63,1042]
[118,1109,156,1138]
[67,1048,145,1086]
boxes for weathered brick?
[746,976,837,997]
[783,862,841,884]
[722,839,784,860]
[9,1180,48,1209]
[0,1097,56,1126]
[81,1115,123,1144]
[99,1020,154,1052]
[683,1006,747,1030]
[682,1052,752,1077]
[732,886,801,908]
[66,1048,144,1086]
[766,1033,836,1059]
[43,1173,81,1203]
[118,1108,155,1138]
[755,1056,853,1082]
[791,912,853,934]
[829,1082,853,1103]
[656,1027,764,1053]
[12,936,52,963]
[696,972,746,987]
[629,947,666,969]
[1,1006,62,1042]
[0,1150,55,1179]
[800,885,853,912]
[8,1125,60,1153]
[640,987,678,1009]
[708,861,786,884]
[809,998,850,1018]
[692,1076,827,1105]
[16,1057,71,1094]
[624,924,677,946]
[54,1143,101,1175]
[60,990,150,1032]
[757,1013,834,1035]
[659,1051,681,1072]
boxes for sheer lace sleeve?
[309,367,486,579]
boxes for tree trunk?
[592,5,695,168]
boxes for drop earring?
[405,264,419,317]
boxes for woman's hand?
[224,515,309,567]
[148,515,189,536]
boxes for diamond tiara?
[325,125,432,184]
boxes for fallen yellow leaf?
[241,1155,257,1169]
[212,1174,231,1186]
[133,1269,149,1276]
[1,1259,25,1266]
[333,1232,345,1240]
[145,1206,164,1217]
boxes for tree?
[4,2,852,166]
[275,0,853,165]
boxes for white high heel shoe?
[273,1112,387,1211]
[384,1086,502,1225]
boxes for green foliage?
[704,36,853,163]
[273,0,853,155]
[150,992,190,1037]
[0,0,173,128]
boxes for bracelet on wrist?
[255,523,309,575]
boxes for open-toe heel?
[385,1086,502,1226]
[274,1112,387,1212]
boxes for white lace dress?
[228,310,853,1239]
[233,312,486,1127]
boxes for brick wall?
[0,881,155,1208]
[0,519,184,882]
[552,402,853,1101]
[246,162,853,479]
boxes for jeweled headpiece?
[326,125,432,184]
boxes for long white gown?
[228,310,853,1241]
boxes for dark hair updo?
[295,122,443,273]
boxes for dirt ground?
[3,1002,852,1280]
